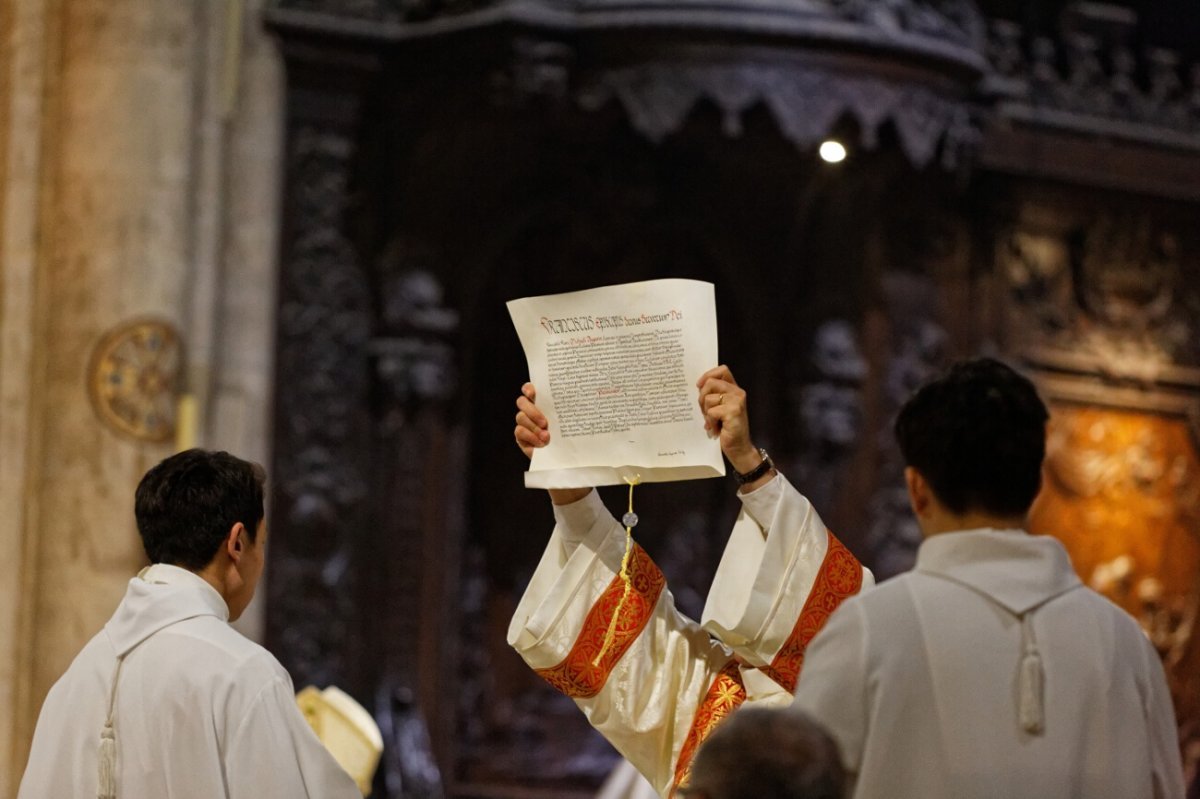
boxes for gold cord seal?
[592,474,641,667]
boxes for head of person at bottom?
[894,357,1049,538]
[678,706,845,799]
[135,448,267,620]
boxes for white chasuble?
[507,475,872,797]
[19,564,361,799]
[791,530,1185,799]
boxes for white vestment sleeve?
[701,473,873,684]
[508,491,790,797]
[226,675,362,799]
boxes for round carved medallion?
[88,319,183,443]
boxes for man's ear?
[904,466,930,518]
[225,522,247,562]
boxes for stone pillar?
[206,0,285,646]
[4,2,202,784]
[0,0,284,790]
[0,0,56,791]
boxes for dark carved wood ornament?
[262,1,1200,796]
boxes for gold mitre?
[297,685,383,796]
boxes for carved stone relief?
[373,251,460,421]
[830,0,984,50]
[864,273,952,579]
[579,63,978,169]
[490,37,573,107]
[270,0,986,170]
[1003,193,1200,788]
[367,240,463,797]
[1033,404,1200,786]
[274,0,987,59]
[858,186,973,577]
[985,8,1200,148]
[377,681,446,798]
[1001,211,1197,380]
[789,320,868,515]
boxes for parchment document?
[508,279,725,488]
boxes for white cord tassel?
[98,722,117,799]
[98,655,124,799]
[1018,615,1044,735]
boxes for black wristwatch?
[733,448,774,485]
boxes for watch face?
[88,319,182,443]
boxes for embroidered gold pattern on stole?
[670,530,863,795]
[670,659,747,796]
[534,544,666,698]
[761,530,863,691]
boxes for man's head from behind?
[894,357,1048,534]
[135,449,267,620]
[680,707,845,799]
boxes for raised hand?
[513,383,591,505]
[514,383,550,460]
[696,365,767,478]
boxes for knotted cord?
[592,474,641,667]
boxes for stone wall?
[0,0,283,792]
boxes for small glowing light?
[819,140,847,163]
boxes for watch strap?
[733,448,774,485]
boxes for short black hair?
[683,707,845,799]
[894,357,1048,517]
[134,449,266,570]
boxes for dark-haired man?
[18,449,359,799]
[679,707,844,799]
[792,358,1184,798]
